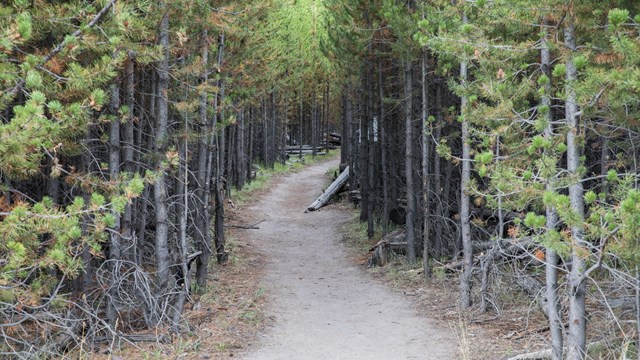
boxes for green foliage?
[608,8,630,29]
[552,63,566,78]
[524,212,546,229]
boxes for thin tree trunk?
[247,107,254,182]
[107,71,121,326]
[312,92,318,157]
[345,84,355,191]
[404,58,417,262]
[205,33,226,263]
[565,11,587,360]
[195,28,211,290]
[236,107,246,189]
[154,9,171,293]
[421,49,431,279]
[379,59,389,237]
[459,11,473,309]
[359,66,370,225]
[367,55,375,239]
[433,81,443,260]
[324,84,330,153]
[172,105,190,331]
[542,24,563,360]
[122,52,135,261]
[272,91,278,166]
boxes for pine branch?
[6,0,117,99]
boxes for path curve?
[239,159,457,360]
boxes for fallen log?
[286,150,327,156]
[368,228,407,267]
[306,166,349,212]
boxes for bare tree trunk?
[366,55,375,239]
[564,12,587,360]
[107,72,121,326]
[459,11,473,309]
[154,9,171,293]
[122,52,135,261]
[195,28,211,290]
[312,91,318,157]
[345,84,354,189]
[271,91,278,166]
[360,67,371,227]
[203,34,227,266]
[404,58,417,263]
[172,105,190,331]
[379,59,389,237]
[324,84,330,153]
[247,107,254,182]
[542,24,563,360]
[236,107,246,189]
[433,81,443,260]
[421,49,431,279]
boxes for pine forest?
[2,0,640,359]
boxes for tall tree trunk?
[346,84,354,187]
[172,107,190,331]
[366,53,375,239]
[421,49,431,279]
[271,91,278,166]
[564,11,587,360]
[459,11,473,309]
[107,72,121,326]
[359,69,370,225]
[542,23,563,360]
[379,59,389,237]
[247,107,254,182]
[312,91,318,157]
[212,35,227,264]
[404,58,417,262]
[195,28,211,290]
[433,81,443,260]
[154,9,171,293]
[236,107,246,189]
[122,52,135,261]
[262,98,268,165]
[324,84,330,153]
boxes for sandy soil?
[237,159,458,360]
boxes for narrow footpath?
[239,159,457,360]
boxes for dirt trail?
[239,159,457,360]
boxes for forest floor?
[107,156,548,359]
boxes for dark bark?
[154,9,171,293]
[107,71,121,326]
[404,59,417,263]
[421,49,431,279]
[195,28,211,290]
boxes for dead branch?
[225,219,266,229]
